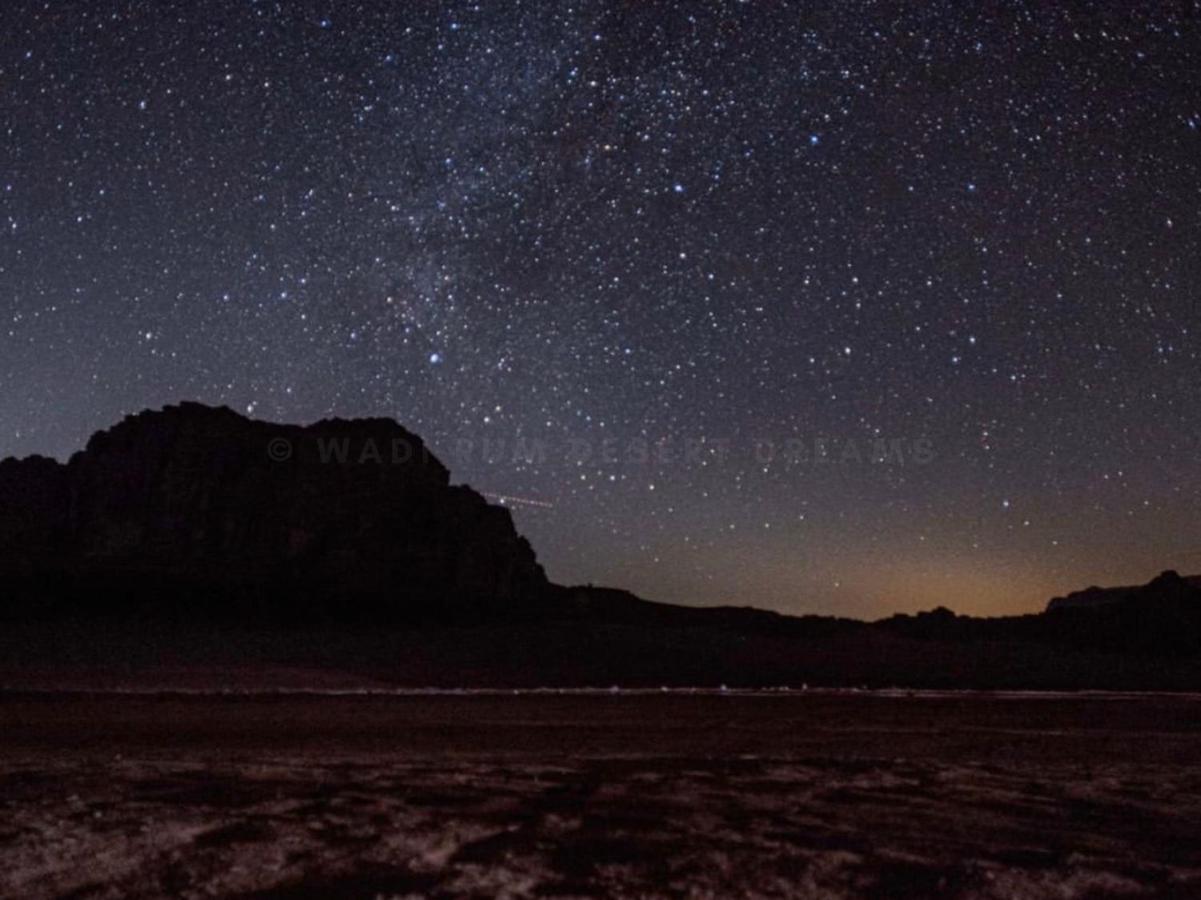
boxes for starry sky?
[3,1,1199,617]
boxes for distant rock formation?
[1047,570,1200,612]
[876,570,1201,656]
[0,403,549,621]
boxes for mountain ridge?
[2,403,1199,689]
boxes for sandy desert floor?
[2,691,1200,898]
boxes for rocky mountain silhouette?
[0,403,549,622]
[1,403,1199,689]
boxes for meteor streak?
[484,493,555,510]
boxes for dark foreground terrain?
[2,692,1200,898]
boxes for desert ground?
[2,691,1200,898]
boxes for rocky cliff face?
[0,403,549,621]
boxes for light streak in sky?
[484,493,556,510]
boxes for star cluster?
[3,1,1199,615]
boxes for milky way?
[3,1,1199,615]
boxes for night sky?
[3,1,1199,617]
